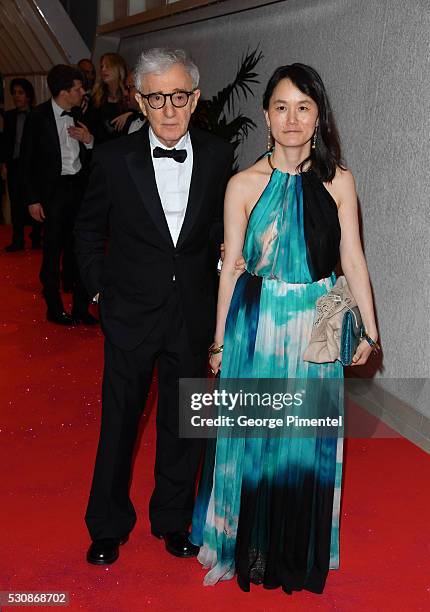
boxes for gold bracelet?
[209,342,224,355]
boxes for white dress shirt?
[51,99,93,175]
[149,126,193,246]
[128,116,145,134]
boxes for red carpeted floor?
[0,225,429,612]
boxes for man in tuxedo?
[0,78,42,251]
[21,65,96,326]
[75,48,233,565]
[78,58,96,93]
[124,72,145,134]
[77,58,96,117]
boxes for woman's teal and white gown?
[190,165,344,594]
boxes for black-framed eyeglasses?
[137,90,195,109]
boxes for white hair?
[133,48,200,91]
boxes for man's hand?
[28,203,45,222]
[68,121,93,145]
[235,256,246,272]
[0,163,6,181]
[220,242,225,262]
[219,243,246,273]
[111,112,133,132]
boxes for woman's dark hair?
[47,64,84,98]
[10,78,36,106]
[263,63,344,181]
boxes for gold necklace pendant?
[267,153,310,175]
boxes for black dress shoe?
[86,536,128,565]
[152,530,199,558]
[46,311,77,326]
[5,242,24,252]
[72,311,98,325]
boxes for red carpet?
[0,225,429,611]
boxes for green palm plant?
[192,48,263,171]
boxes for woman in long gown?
[190,64,379,594]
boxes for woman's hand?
[351,337,378,366]
[111,112,133,132]
[209,352,222,376]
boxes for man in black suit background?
[75,48,233,565]
[21,65,96,325]
[123,71,145,134]
[0,78,42,251]
[77,58,96,94]
[77,58,96,118]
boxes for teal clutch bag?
[304,276,379,365]
[340,306,364,366]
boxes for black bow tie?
[61,110,74,118]
[153,146,187,163]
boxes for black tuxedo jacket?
[20,99,90,207]
[0,108,23,166]
[75,124,234,352]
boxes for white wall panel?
[119,0,430,406]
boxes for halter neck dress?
[191,163,343,594]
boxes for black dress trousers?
[40,174,88,315]
[85,286,207,540]
[7,160,41,246]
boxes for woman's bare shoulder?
[330,166,355,190]
[227,157,272,194]
[324,166,356,208]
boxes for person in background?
[0,78,42,251]
[123,71,145,134]
[87,53,130,143]
[60,60,96,292]
[21,65,96,326]
[78,58,96,93]
[77,58,97,116]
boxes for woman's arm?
[334,168,379,365]
[111,111,133,132]
[210,173,249,374]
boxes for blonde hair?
[92,53,128,110]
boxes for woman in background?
[191,63,379,594]
[88,53,130,144]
